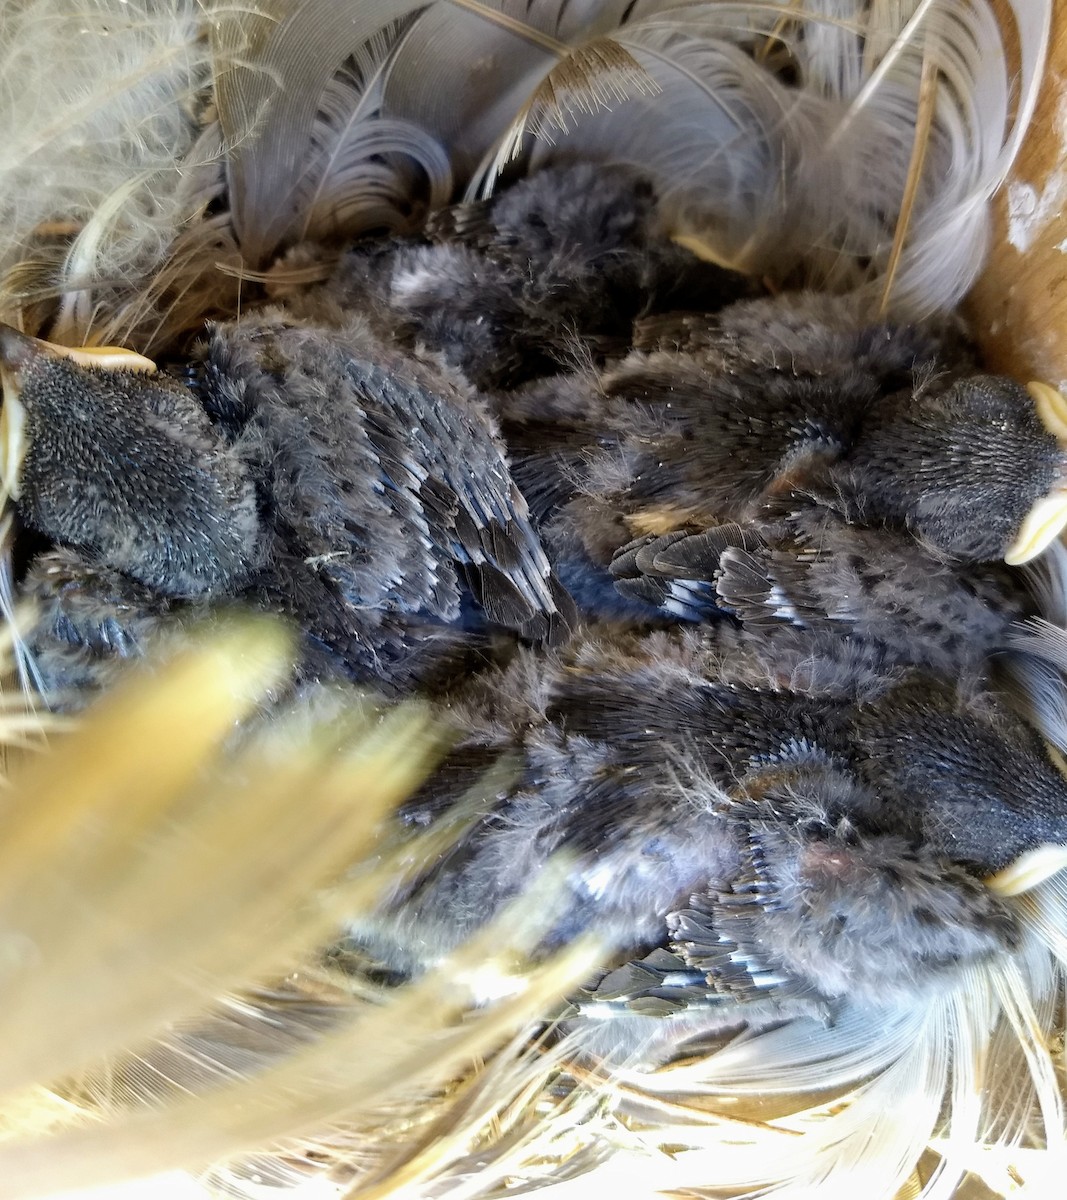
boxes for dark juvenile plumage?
[494,305,1064,670]
[20,547,172,694]
[328,175,1065,651]
[316,164,757,390]
[198,313,574,678]
[630,289,974,378]
[0,315,574,695]
[0,325,261,598]
[10,168,1058,697]
[361,627,1061,1018]
[609,496,1030,676]
[4,157,1067,1073]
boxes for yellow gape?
[1004,381,1067,564]
[0,326,157,500]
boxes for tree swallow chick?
[600,347,1067,564]
[321,164,756,390]
[0,317,574,697]
[0,324,260,597]
[497,332,1067,671]
[365,632,1057,1020]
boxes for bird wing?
[371,357,576,641]
[610,522,769,622]
[608,503,1026,675]
[232,319,573,644]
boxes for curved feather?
[470,0,1051,313]
[506,27,832,276]
[490,36,660,167]
[212,1,441,266]
[379,0,648,182]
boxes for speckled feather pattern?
[7,162,1067,1077]
[1,4,1065,1198]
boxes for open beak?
[0,324,156,501]
[1004,382,1067,566]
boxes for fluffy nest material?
[0,4,1064,1200]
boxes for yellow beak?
[1004,382,1067,565]
[0,324,157,501]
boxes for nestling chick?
[317,164,756,390]
[0,317,574,696]
[0,325,260,596]
[532,330,1064,562]
[362,630,1060,1022]
[500,310,1067,670]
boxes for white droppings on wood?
[1007,93,1067,254]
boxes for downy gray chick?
[355,627,1060,1027]
[0,317,574,699]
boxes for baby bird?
[0,317,573,698]
[362,628,1059,1023]
[499,314,1067,672]
[315,163,756,390]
